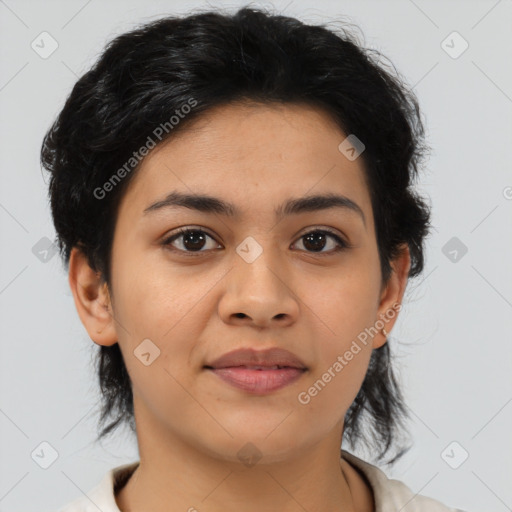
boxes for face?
[71,102,409,465]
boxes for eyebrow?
[143,191,366,227]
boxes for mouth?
[203,365,304,370]
[203,346,308,394]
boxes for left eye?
[162,228,348,255]
[293,230,348,253]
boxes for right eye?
[162,227,221,255]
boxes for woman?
[43,6,465,511]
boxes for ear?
[372,243,411,349]
[68,247,118,347]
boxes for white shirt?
[57,450,466,511]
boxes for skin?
[69,102,410,512]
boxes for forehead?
[118,102,372,223]
[152,101,349,165]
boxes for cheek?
[110,255,222,387]
[299,261,379,403]
[112,248,205,336]
[110,261,207,412]
[296,342,372,437]
[307,264,381,345]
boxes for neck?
[115,400,374,512]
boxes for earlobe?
[372,244,411,349]
[68,247,118,347]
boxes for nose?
[218,248,300,328]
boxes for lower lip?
[206,367,306,394]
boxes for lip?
[203,347,307,395]
[207,367,305,394]
[204,347,307,370]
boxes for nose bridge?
[235,235,289,298]
[218,235,299,325]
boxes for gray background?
[1,0,511,511]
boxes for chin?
[197,429,310,467]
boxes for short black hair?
[41,5,432,465]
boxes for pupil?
[184,231,205,251]
[304,232,325,252]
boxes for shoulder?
[56,462,139,512]
[341,450,468,512]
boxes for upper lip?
[204,347,307,370]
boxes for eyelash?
[161,227,350,257]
